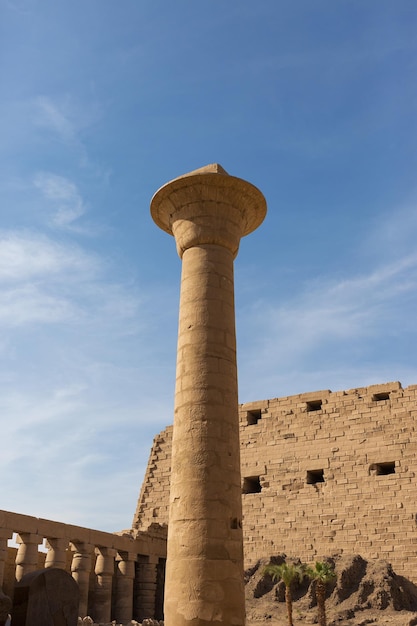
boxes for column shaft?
[135,558,158,622]
[165,244,244,625]
[114,552,135,624]
[0,531,12,588]
[70,542,92,618]
[15,533,41,582]
[93,547,116,624]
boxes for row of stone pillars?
[0,531,163,623]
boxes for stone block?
[11,568,79,626]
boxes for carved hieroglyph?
[151,164,266,626]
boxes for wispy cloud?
[0,356,172,529]
[263,253,417,359]
[36,96,76,143]
[0,230,139,330]
[0,231,96,281]
[4,0,34,16]
[0,225,164,528]
[0,284,78,327]
[238,241,417,401]
[33,172,87,229]
[364,203,417,261]
[34,96,107,178]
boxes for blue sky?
[1,0,416,533]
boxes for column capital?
[16,533,42,545]
[69,541,93,554]
[116,550,137,562]
[94,546,117,558]
[151,163,266,258]
[45,537,68,550]
[94,547,117,576]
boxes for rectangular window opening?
[246,409,262,425]
[306,400,322,412]
[306,469,324,484]
[374,462,395,475]
[372,392,390,402]
[242,476,262,494]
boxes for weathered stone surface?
[11,567,79,626]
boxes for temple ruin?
[0,166,416,623]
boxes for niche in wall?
[306,469,324,484]
[242,476,262,494]
[246,409,262,425]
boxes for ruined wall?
[132,428,171,533]
[0,510,167,622]
[132,381,417,582]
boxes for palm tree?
[263,561,306,626]
[306,561,336,626]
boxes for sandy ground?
[246,605,417,625]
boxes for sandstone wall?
[132,381,417,582]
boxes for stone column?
[135,556,159,622]
[0,530,12,588]
[45,537,68,570]
[93,546,116,624]
[151,164,266,626]
[114,551,135,624]
[15,533,42,582]
[70,542,92,618]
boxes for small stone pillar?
[70,542,92,618]
[45,537,68,570]
[0,531,12,626]
[15,533,42,582]
[93,547,116,624]
[0,530,13,588]
[151,164,266,626]
[135,556,158,622]
[114,551,135,624]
